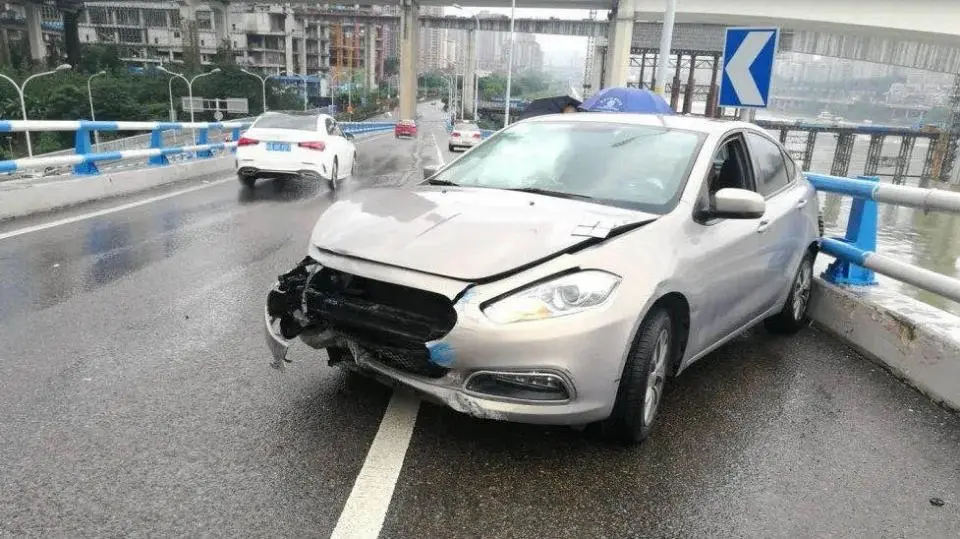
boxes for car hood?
[309,186,657,281]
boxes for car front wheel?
[764,251,815,334]
[601,307,674,444]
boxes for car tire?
[448,144,455,151]
[764,251,815,335]
[600,307,675,445]
[351,153,358,177]
[328,159,338,190]
[238,174,256,189]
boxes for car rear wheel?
[238,174,256,189]
[601,307,674,444]
[328,159,338,190]
[448,144,455,151]
[764,251,815,334]
[351,153,358,176]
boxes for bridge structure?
[1,106,960,536]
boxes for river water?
[751,108,960,316]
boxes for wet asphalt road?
[1,104,959,538]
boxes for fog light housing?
[465,371,571,402]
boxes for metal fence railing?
[807,173,960,302]
[0,118,397,179]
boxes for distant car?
[448,122,483,151]
[264,113,821,444]
[395,119,418,138]
[235,111,357,190]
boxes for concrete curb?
[810,277,960,412]
[0,157,235,221]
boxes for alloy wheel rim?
[643,328,670,427]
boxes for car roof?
[520,112,761,137]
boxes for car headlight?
[483,270,621,324]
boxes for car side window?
[745,132,791,197]
[781,149,798,181]
[706,135,753,196]
[324,118,335,136]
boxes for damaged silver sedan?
[265,114,821,443]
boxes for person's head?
[561,104,577,113]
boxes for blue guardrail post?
[230,126,241,154]
[72,128,99,175]
[822,175,879,286]
[195,128,212,159]
[148,128,168,166]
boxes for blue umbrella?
[580,87,675,115]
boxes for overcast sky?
[442,7,601,65]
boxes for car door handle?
[796,198,808,209]
[757,220,770,233]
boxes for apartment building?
[72,1,387,85]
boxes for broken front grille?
[303,267,457,378]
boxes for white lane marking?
[0,176,234,241]
[431,133,445,165]
[331,391,420,539]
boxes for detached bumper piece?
[263,257,458,377]
[265,257,320,368]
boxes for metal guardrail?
[0,119,397,177]
[807,173,960,302]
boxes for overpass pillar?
[25,2,46,64]
[365,24,378,90]
[398,0,420,120]
[463,29,477,119]
[284,8,295,75]
[601,0,635,88]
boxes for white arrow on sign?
[725,31,773,107]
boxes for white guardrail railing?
[0,119,397,178]
[807,173,960,303]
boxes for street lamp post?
[0,64,72,157]
[240,68,268,112]
[504,0,516,127]
[453,4,480,120]
[158,66,221,126]
[87,70,107,147]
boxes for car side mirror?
[422,165,438,179]
[705,188,766,219]
[344,132,355,140]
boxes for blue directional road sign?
[719,27,780,109]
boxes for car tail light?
[452,131,460,137]
[298,141,326,151]
[237,136,258,146]
[472,133,481,138]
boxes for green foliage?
[0,43,401,158]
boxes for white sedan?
[448,122,484,152]
[235,112,357,189]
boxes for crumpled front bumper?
[265,295,292,369]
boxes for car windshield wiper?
[425,178,459,186]
[504,187,596,201]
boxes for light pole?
[87,70,107,146]
[654,0,677,98]
[504,0,516,127]
[157,66,221,125]
[240,68,268,112]
[0,63,72,157]
[453,4,480,120]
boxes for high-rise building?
[69,1,390,86]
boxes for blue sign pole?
[719,27,780,119]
